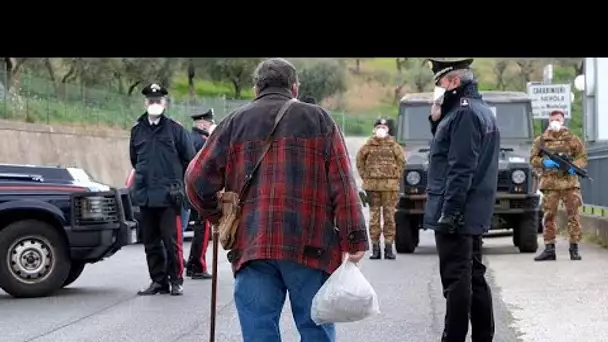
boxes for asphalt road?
[3,226,608,342]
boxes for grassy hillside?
[332,58,582,137]
[315,58,504,117]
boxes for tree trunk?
[188,59,196,102]
[128,81,141,96]
[4,57,27,91]
[355,59,361,74]
[44,58,58,85]
[231,79,242,99]
[394,83,405,104]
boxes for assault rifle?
[538,148,592,180]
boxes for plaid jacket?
[185,87,368,275]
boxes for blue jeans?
[180,207,190,233]
[234,260,335,342]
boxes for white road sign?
[527,83,572,119]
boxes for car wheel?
[0,220,71,298]
[515,212,539,253]
[395,211,420,254]
[62,262,86,288]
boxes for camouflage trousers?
[541,188,583,244]
[368,191,398,244]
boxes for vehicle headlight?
[511,170,526,184]
[80,196,106,220]
[406,171,421,185]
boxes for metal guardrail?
[581,205,608,217]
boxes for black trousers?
[435,231,495,342]
[140,206,184,285]
[187,220,211,273]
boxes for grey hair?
[252,58,298,91]
[445,68,475,82]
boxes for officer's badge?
[150,84,161,91]
[460,98,469,107]
[380,119,387,124]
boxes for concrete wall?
[0,120,369,189]
[557,211,608,247]
[0,120,130,187]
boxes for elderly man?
[424,59,498,342]
[185,58,368,342]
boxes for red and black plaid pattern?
[185,88,368,275]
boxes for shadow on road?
[0,286,129,300]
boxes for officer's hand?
[437,214,456,234]
[430,104,442,121]
[542,158,559,169]
[568,167,576,175]
[346,251,366,264]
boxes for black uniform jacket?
[423,81,500,235]
[190,127,209,153]
[129,113,196,208]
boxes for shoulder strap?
[237,98,297,205]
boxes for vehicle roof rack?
[0,173,44,182]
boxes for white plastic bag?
[311,260,380,325]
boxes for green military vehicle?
[394,91,541,254]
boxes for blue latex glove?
[542,158,559,169]
[568,168,576,175]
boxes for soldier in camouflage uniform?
[356,117,406,260]
[530,109,588,261]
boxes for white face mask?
[548,120,563,131]
[375,127,388,138]
[147,104,164,116]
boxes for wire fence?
[0,70,382,136]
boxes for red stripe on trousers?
[199,220,211,272]
[175,216,184,276]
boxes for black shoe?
[384,243,396,260]
[569,243,582,261]
[191,271,212,279]
[137,282,170,296]
[534,243,556,261]
[170,283,184,296]
[369,242,381,260]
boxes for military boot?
[569,243,582,261]
[384,243,396,260]
[369,242,381,260]
[534,243,556,261]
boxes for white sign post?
[527,83,572,119]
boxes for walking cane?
[209,223,219,342]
